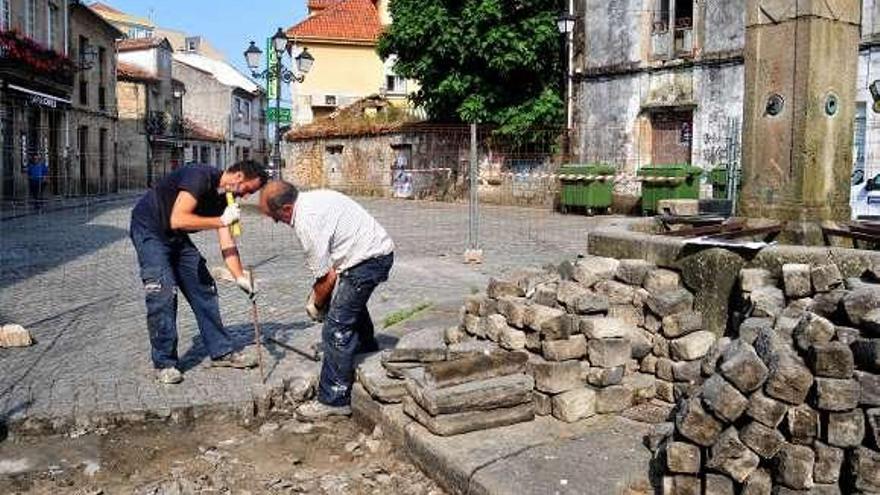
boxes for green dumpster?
[637,164,703,215]
[558,164,616,214]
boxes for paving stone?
[835,325,860,346]
[673,382,699,402]
[741,468,772,495]
[669,331,716,361]
[662,311,703,339]
[594,279,636,305]
[533,283,559,308]
[765,353,814,405]
[786,405,820,444]
[640,354,658,374]
[464,294,484,315]
[423,351,528,389]
[813,378,860,411]
[551,388,596,423]
[811,264,843,293]
[622,373,656,404]
[509,267,560,297]
[857,370,880,407]
[587,338,631,368]
[532,391,552,416]
[654,335,670,358]
[384,327,447,363]
[703,473,734,495]
[524,305,568,339]
[656,380,675,403]
[738,318,773,345]
[556,281,609,314]
[356,354,407,404]
[866,408,880,449]
[644,269,681,294]
[810,290,846,319]
[628,327,654,360]
[775,307,807,338]
[486,278,524,299]
[665,441,701,474]
[527,357,581,394]
[753,326,793,364]
[608,304,644,328]
[750,286,786,318]
[595,385,633,413]
[843,286,880,326]
[783,264,812,298]
[616,259,654,286]
[812,441,843,485]
[497,296,529,328]
[741,268,776,293]
[647,289,694,318]
[701,337,731,376]
[585,365,624,387]
[720,342,769,393]
[675,397,723,447]
[499,326,527,351]
[401,396,534,437]
[851,338,880,372]
[580,316,632,340]
[572,256,619,288]
[0,324,33,348]
[747,390,788,428]
[701,374,748,423]
[444,325,467,345]
[661,475,701,495]
[484,314,508,342]
[774,443,815,490]
[672,360,702,383]
[850,447,880,493]
[740,421,784,459]
[633,287,651,309]
[524,330,542,353]
[542,334,586,362]
[793,313,835,353]
[707,427,760,483]
[808,342,854,379]
[445,340,504,361]
[645,313,662,333]
[826,410,864,448]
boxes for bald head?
[259,180,299,224]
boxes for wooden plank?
[660,220,746,238]
[823,227,880,245]
[708,224,783,241]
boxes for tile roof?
[89,2,154,28]
[117,37,168,52]
[307,0,341,12]
[288,0,382,44]
[117,61,159,83]
[185,118,225,143]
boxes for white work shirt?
[291,190,394,279]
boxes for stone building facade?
[575,0,880,214]
[68,1,122,195]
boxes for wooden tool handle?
[225,192,242,237]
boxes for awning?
[7,83,71,108]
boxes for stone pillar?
[739,0,860,244]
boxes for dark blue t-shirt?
[132,165,225,239]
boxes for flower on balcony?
[0,29,76,83]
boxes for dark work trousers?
[318,253,394,406]
[130,217,235,369]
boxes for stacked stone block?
[658,264,880,494]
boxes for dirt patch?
[0,417,443,494]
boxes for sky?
[101,0,308,81]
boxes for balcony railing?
[146,111,184,137]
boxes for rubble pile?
[658,263,880,494]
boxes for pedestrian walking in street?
[130,161,268,384]
[27,153,48,209]
[258,180,394,420]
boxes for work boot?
[296,400,351,422]
[156,367,183,384]
[211,349,258,369]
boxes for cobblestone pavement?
[0,195,628,432]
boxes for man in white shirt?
[259,180,394,420]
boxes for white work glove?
[236,275,257,302]
[220,203,241,227]
[306,292,326,322]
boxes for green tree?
[377,0,564,138]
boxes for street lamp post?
[244,27,314,174]
[557,9,575,162]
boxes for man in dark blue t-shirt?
[130,160,268,384]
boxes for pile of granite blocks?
[658,263,880,494]
[452,256,718,424]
